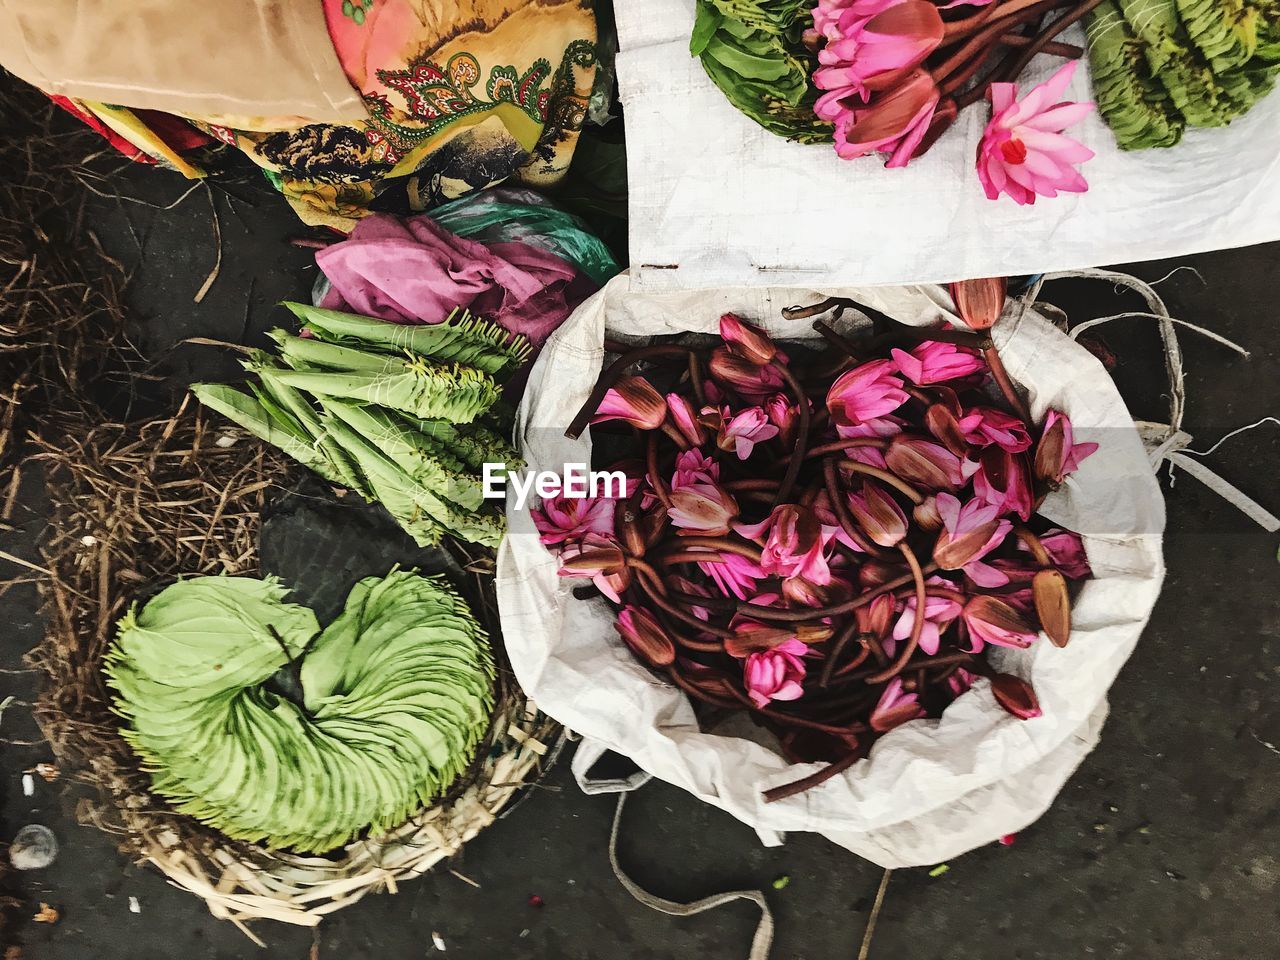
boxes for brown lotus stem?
[758,707,867,737]
[820,621,860,688]
[774,438,886,467]
[566,343,697,439]
[1000,0,1105,85]
[868,324,985,351]
[981,339,1033,425]
[837,459,924,505]
[783,297,856,321]
[763,749,861,803]
[737,562,938,622]
[667,588,740,612]
[724,478,781,492]
[687,350,707,407]
[833,651,976,685]
[656,536,763,562]
[823,457,889,557]
[865,543,929,684]
[667,666,742,711]
[634,563,735,641]
[660,422,690,450]
[997,35,1082,57]
[770,358,810,505]
[647,431,672,507]
[932,0,1071,80]
[812,319,865,361]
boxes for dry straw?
[29,400,558,937]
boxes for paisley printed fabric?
[33,0,599,230]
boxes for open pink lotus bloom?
[720,313,777,366]
[744,638,809,708]
[1034,409,1099,484]
[672,447,719,487]
[889,580,962,656]
[736,504,834,585]
[958,405,1032,452]
[870,677,925,732]
[616,605,676,667]
[932,492,1012,587]
[832,69,941,167]
[971,446,1033,520]
[717,406,779,459]
[695,551,763,601]
[557,535,631,602]
[977,59,1095,205]
[533,488,621,547]
[827,359,909,427]
[666,392,707,447]
[592,375,667,431]
[961,595,1038,652]
[890,340,985,385]
[813,0,944,112]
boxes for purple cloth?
[315,213,588,347]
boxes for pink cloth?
[316,213,586,347]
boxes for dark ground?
[1,150,1278,960]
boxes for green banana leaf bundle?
[105,571,494,854]
[691,0,833,143]
[193,303,524,549]
[1090,0,1280,148]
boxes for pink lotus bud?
[812,1,944,113]
[1033,528,1091,580]
[743,639,808,708]
[826,359,909,427]
[592,376,666,430]
[924,402,970,457]
[885,435,973,489]
[913,494,942,531]
[932,493,1012,587]
[728,600,802,657]
[616,605,676,667]
[869,677,925,732]
[856,592,895,640]
[1034,410,1098,485]
[961,595,1037,651]
[1032,568,1072,648]
[990,673,1042,720]
[716,406,779,460]
[783,572,853,608]
[709,347,784,400]
[557,535,631,602]
[972,446,1033,521]
[666,393,707,447]
[668,457,740,535]
[719,313,777,365]
[890,340,985,386]
[829,68,941,168]
[949,277,1007,331]
[946,666,978,699]
[765,393,804,449]
[848,481,908,547]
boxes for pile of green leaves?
[105,571,494,853]
[1088,0,1280,149]
[691,0,833,143]
[193,303,524,549]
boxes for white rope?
[1020,270,1277,531]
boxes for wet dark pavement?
[1,144,1278,960]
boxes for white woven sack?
[497,273,1165,867]
[615,0,1280,290]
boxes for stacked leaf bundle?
[691,0,832,142]
[1087,0,1280,148]
[105,571,494,853]
[537,287,1096,801]
[194,303,524,549]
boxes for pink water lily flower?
[813,0,944,113]
[695,551,764,600]
[932,492,1012,587]
[961,595,1038,652]
[1033,409,1099,484]
[958,405,1032,452]
[889,580,962,656]
[744,639,809,708]
[870,677,925,732]
[890,340,985,385]
[709,346,785,400]
[717,406,779,459]
[827,359,909,427]
[765,393,806,448]
[668,449,739,534]
[885,435,977,489]
[533,488,620,547]
[847,481,908,547]
[971,446,1033,520]
[977,59,1095,205]
[1036,528,1092,579]
[592,375,667,430]
[946,666,978,698]
[616,606,676,667]
[736,504,834,585]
